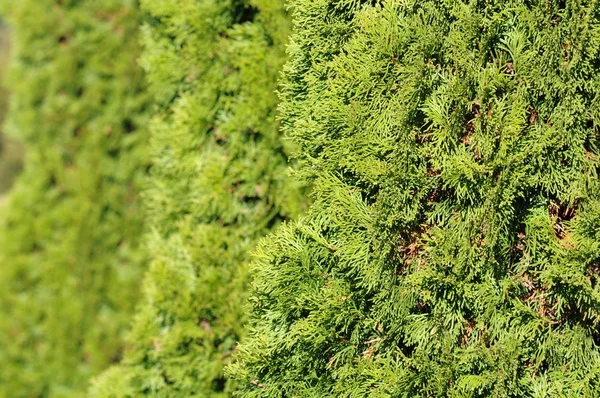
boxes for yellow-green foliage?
[232,0,600,396]
[90,0,304,396]
[0,1,149,395]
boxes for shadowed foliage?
[0,24,23,195]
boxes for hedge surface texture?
[90,0,303,396]
[231,0,600,396]
[0,1,149,395]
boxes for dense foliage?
[90,0,303,396]
[0,1,149,395]
[232,0,600,396]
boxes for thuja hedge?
[0,1,149,395]
[90,0,303,396]
[232,0,600,396]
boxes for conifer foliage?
[0,1,149,395]
[232,0,600,396]
[90,0,303,396]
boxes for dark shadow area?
[0,22,23,196]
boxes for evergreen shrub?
[90,0,304,396]
[232,0,600,396]
[0,1,149,395]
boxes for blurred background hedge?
[0,2,150,395]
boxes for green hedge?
[90,0,304,396]
[232,0,600,396]
[0,1,149,395]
